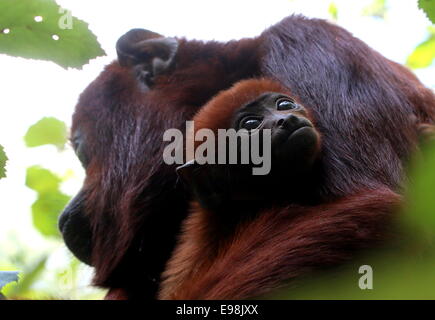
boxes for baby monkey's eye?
[240,117,262,130]
[276,98,297,111]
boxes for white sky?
[0,0,433,287]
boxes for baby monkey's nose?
[276,114,311,132]
[277,114,299,128]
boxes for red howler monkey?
[158,79,402,299]
[58,15,435,299]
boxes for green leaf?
[406,31,435,69]
[32,190,70,238]
[26,165,61,193]
[0,0,105,69]
[0,144,7,179]
[328,2,338,21]
[419,0,435,24]
[26,166,70,238]
[0,271,19,290]
[24,117,67,149]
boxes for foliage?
[24,117,68,150]
[328,2,338,20]
[26,166,70,238]
[24,117,70,237]
[2,256,47,298]
[0,0,105,300]
[267,254,435,299]
[0,0,105,69]
[0,144,7,179]
[419,0,435,24]
[407,27,435,69]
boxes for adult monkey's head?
[58,29,182,298]
[58,28,261,298]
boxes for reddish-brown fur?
[160,189,401,299]
[192,78,291,134]
[68,15,435,299]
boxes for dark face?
[177,91,321,212]
[233,92,320,169]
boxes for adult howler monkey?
[58,16,435,299]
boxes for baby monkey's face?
[176,90,321,211]
[232,92,321,169]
